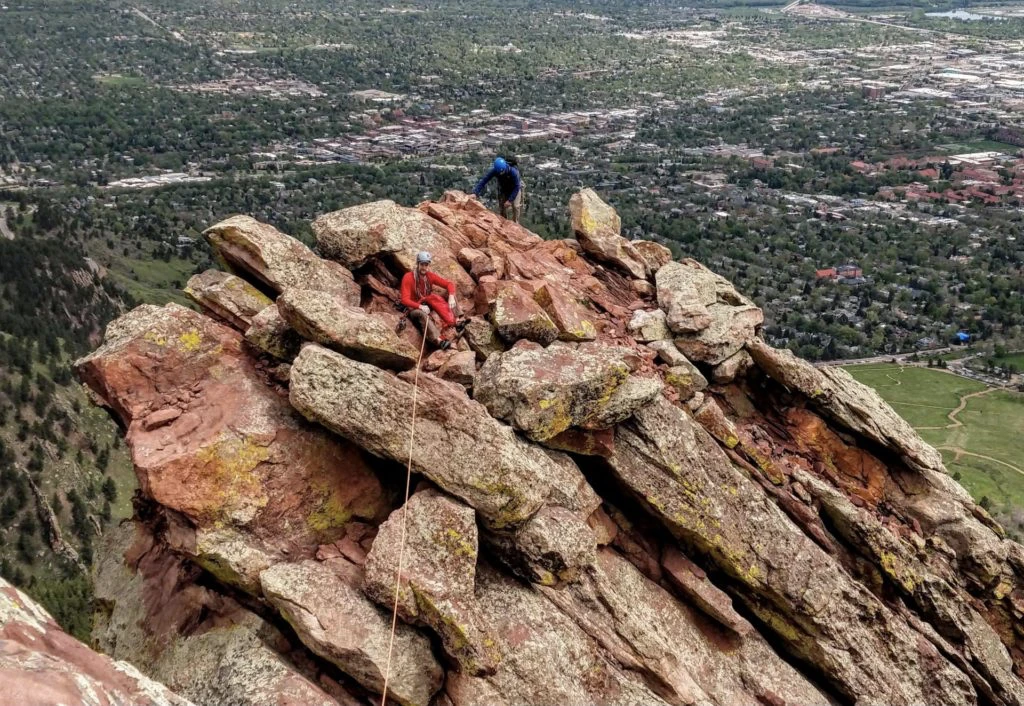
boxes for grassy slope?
[845,364,1024,531]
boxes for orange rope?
[380,329,429,706]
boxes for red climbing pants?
[421,293,456,327]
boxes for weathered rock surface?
[290,344,592,531]
[746,338,943,473]
[473,341,638,441]
[244,304,301,361]
[488,282,558,345]
[75,304,391,593]
[72,190,1024,706]
[278,287,418,370]
[261,559,443,706]
[569,188,647,279]
[605,397,975,705]
[363,488,499,675]
[185,269,273,331]
[1,576,193,706]
[627,308,671,343]
[204,215,361,306]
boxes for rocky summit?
[21,188,1019,706]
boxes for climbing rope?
[380,329,429,706]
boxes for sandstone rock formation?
[59,190,1024,706]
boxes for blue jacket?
[473,166,521,202]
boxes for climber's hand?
[419,304,430,316]
[448,295,457,310]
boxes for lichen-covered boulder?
[489,283,558,346]
[260,559,443,706]
[203,215,360,306]
[363,488,500,675]
[277,288,418,370]
[244,305,301,361]
[533,283,597,342]
[569,188,647,279]
[184,270,273,331]
[289,344,590,531]
[472,341,636,441]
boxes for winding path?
[916,388,996,431]
[936,446,1024,477]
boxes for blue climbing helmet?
[493,156,508,173]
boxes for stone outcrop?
[1,576,192,706]
[569,188,648,279]
[184,269,272,331]
[277,287,419,370]
[363,487,499,675]
[204,215,361,306]
[68,189,1024,706]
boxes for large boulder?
[203,215,360,306]
[184,270,273,331]
[312,199,475,300]
[532,283,597,342]
[260,559,443,706]
[363,488,500,675]
[489,283,559,346]
[656,260,763,364]
[0,577,193,706]
[74,304,391,593]
[568,188,647,279]
[604,396,974,705]
[472,341,637,441]
[289,344,594,532]
[277,288,419,370]
[462,316,506,361]
[627,308,671,343]
[244,305,301,361]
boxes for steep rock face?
[69,189,1024,706]
[569,188,648,279]
[74,303,391,592]
[1,576,192,706]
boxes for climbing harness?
[380,329,429,706]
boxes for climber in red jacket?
[400,251,465,350]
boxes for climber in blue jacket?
[472,156,524,223]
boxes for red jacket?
[400,270,455,309]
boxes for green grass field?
[844,364,1024,523]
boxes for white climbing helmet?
[416,251,433,264]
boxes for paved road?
[815,347,953,368]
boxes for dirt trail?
[917,387,996,431]
[937,446,1024,476]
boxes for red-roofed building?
[917,168,939,179]
[816,268,837,280]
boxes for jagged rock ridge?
[54,189,1024,706]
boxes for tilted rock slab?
[569,188,648,279]
[796,471,1024,706]
[539,548,834,706]
[444,565,669,706]
[489,282,559,345]
[277,287,418,370]
[261,559,443,706]
[363,488,500,675]
[92,522,350,706]
[0,577,193,706]
[289,344,600,581]
[184,269,273,331]
[605,396,975,705]
[204,215,361,306]
[746,338,944,474]
[473,341,638,441]
[75,304,391,593]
